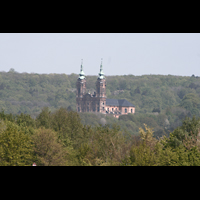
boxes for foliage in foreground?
[122,117,200,166]
[1,107,200,166]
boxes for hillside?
[1,69,200,137]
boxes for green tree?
[127,124,158,166]
[15,113,36,129]
[166,116,200,149]
[85,124,130,166]
[32,128,67,166]
[8,68,15,73]
[0,120,34,166]
[180,93,200,116]
[36,107,51,129]
[125,124,197,166]
[51,108,84,149]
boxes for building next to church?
[76,59,135,118]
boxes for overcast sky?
[0,33,200,76]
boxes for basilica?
[76,60,135,118]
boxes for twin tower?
[76,59,136,117]
[76,59,107,113]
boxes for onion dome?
[98,58,105,79]
[78,59,85,79]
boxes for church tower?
[76,59,86,112]
[96,59,106,113]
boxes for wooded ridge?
[1,70,200,137]
[1,70,200,165]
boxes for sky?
[0,33,200,76]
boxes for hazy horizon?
[0,33,200,77]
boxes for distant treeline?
[1,70,200,136]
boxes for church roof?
[106,99,135,107]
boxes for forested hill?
[1,69,200,137]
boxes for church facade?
[76,60,135,118]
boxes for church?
[76,60,135,118]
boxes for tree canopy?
[1,71,200,142]
[0,106,200,165]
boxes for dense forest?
[1,108,200,166]
[1,69,200,165]
[1,69,200,138]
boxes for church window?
[125,108,127,113]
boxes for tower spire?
[78,59,85,79]
[98,58,105,79]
